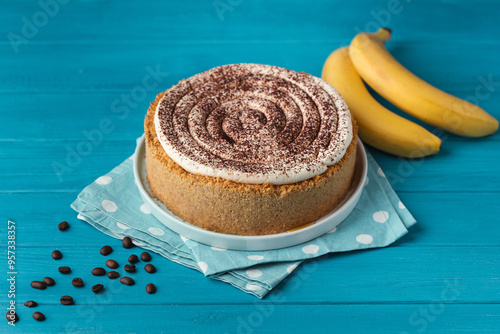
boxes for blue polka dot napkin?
[71,143,416,298]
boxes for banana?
[349,28,498,137]
[322,47,441,158]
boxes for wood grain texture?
[8,304,500,334]
[2,140,499,192]
[1,0,499,332]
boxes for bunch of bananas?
[322,28,498,158]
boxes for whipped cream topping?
[154,63,352,185]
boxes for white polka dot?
[246,269,263,278]
[286,264,298,273]
[140,203,151,214]
[398,201,406,209]
[198,261,208,274]
[356,234,373,244]
[116,222,130,230]
[245,283,262,291]
[247,255,264,261]
[377,167,386,177]
[148,227,165,236]
[102,200,118,212]
[364,176,369,187]
[373,211,389,223]
[210,246,226,251]
[132,240,146,247]
[302,244,319,254]
[327,226,337,233]
[180,235,189,243]
[111,231,124,238]
[95,176,112,185]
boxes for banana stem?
[374,27,392,41]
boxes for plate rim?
[133,135,367,251]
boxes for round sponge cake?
[145,64,357,235]
[145,81,357,235]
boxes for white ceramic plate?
[133,135,367,251]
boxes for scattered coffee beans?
[72,278,84,287]
[24,300,38,308]
[91,284,104,293]
[32,312,46,321]
[31,281,47,290]
[105,259,119,269]
[120,277,135,286]
[122,237,133,249]
[144,264,157,274]
[60,295,74,305]
[43,277,55,286]
[128,254,139,264]
[30,216,165,319]
[92,267,106,276]
[124,264,136,273]
[58,221,69,231]
[107,271,120,279]
[52,250,63,260]
[100,245,113,256]
[140,252,151,262]
[33,220,163,310]
[6,311,18,323]
[58,266,71,274]
[146,283,156,294]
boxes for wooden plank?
[2,192,499,247]
[1,0,499,43]
[3,244,499,304]
[1,91,498,141]
[1,41,499,93]
[370,137,500,192]
[1,139,499,192]
[2,195,500,305]
[0,93,148,141]
[4,303,500,333]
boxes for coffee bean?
[31,281,47,290]
[43,277,55,286]
[72,278,84,287]
[105,259,119,269]
[33,312,46,321]
[140,252,151,262]
[60,295,74,305]
[122,237,133,249]
[58,266,71,274]
[58,221,69,231]
[120,277,135,286]
[146,283,156,294]
[144,264,156,273]
[107,271,120,279]
[52,250,63,260]
[24,300,38,308]
[91,284,104,293]
[128,254,139,264]
[6,311,18,323]
[92,267,106,276]
[125,264,136,273]
[100,245,113,256]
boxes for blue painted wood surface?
[1,0,499,332]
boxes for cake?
[144,63,357,236]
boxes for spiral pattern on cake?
[154,63,353,184]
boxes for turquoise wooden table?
[1,0,499,332]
